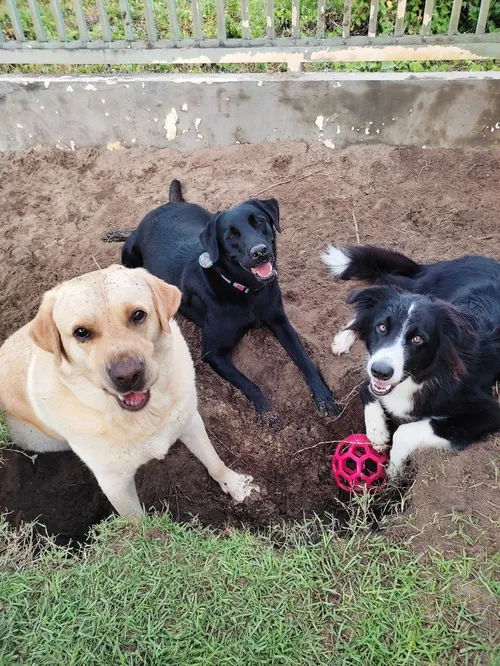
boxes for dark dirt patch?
[0,142,499,551]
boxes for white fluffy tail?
[321,246,351,278]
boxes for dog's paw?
[387,460,404,480]
[258,410,284,431]
[331,329,356,355]
[314,393,341,418]
[364,402,390,451]
[220,471,260,503]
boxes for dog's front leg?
[180,411,258,502]
[264,313,339,417]
[202,332,281,428]
[360,381,390,452]
[70,442,143,517]
[388,420,450,478]
[331,318,357,355]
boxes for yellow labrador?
[0,265,257,517]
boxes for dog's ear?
[144,272,182,333]
[199,213,221,264]
[247,198,280,233]
[439,305,475,381]
[346,285,394,310]
[29,291,63,363]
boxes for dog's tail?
[322,245,421,282]
[101,229,134,243]
[169,179,185,203]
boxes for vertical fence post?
[192,0,203,41]
[448,0,461,35]
[368,0,379,38]
[421,0,435,36]
[291,0,300,39]
[316,0,325,39]
[27,0,47,41]
[475,0,491,35]
[216,0,226,42]
[119,0,134,40]
[143,0,157,42]
[6,0,26,41]
[394,0,407,37]
[266,0,275,39]
[49,0,68,41]
[342,0,352,38]
[96,0,112,41]
[73,0,89,42]
[167,0,179,40]
[241,0,250,39]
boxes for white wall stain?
[319,138,335,149]
[336,124,341,134]
[315,115,324,131]
[66,85,74,92]
[266,16,272,27]
[194,117,203,140]
[44,81,50,88]
[181,103,188,111]
[164,107,179,140]
[16,123,23,129]
[84,84,97,91]
[70,140,76,151]
[107,141,124,151]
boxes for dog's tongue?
[251,262,273,279]
[123,392,146,406]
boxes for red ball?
[332,433,389,493]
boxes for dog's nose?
[108,358,146,393]
[370,361,394,381]
[250,244,269,261]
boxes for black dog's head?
[199,199,280,284]
[347,286,474,396]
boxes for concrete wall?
[0,72,499,152]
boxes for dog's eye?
[254,219,264,227]
[73,327,92,341]
[412,335,423,345]
[131,310,147,324]
[376,323,387,333]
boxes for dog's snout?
[108,357,146,393]
[250,244,269,261]
[370,361,394,381]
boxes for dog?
[322,245,500,476]
[104,180,339,427]
[0,265,257,517]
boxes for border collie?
[322,245,500,476]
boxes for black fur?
[109,181,339,425]
[335,246,500,450]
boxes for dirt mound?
[0,142,499,550]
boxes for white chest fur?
[380,377,423,419]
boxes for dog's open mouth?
[116,390,150,411]
[250,262,274,280]
[370,379,397,396]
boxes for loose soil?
[0,142,499,552]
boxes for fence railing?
[0,0,498,69]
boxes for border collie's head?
[347,286,473,396]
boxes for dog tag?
[199,252,213,268]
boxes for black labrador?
[104,180,339,426]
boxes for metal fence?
[0,0,498,70]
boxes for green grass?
[0,513,499,665]
[0,412,10,453]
